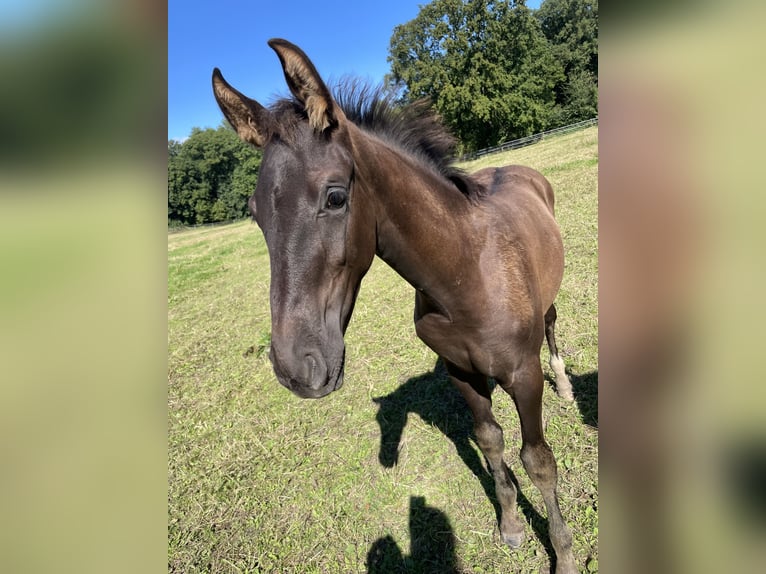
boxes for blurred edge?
[0,2,167,574]
[601,1,766,573]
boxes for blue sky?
[169,0,541,141]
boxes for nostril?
[305,353,327,390]
[306,354,317,378]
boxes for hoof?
[501,529,525,549]
[557,388,575,401]
[554,557,578,574]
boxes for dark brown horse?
[213,39,577,573]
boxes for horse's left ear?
[268,38,338,133]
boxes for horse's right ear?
[212,68,272,147]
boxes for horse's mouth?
[276,349,345,399]
[284,370,344,399]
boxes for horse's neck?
[350,129,479,305]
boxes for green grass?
[168,125,598,573]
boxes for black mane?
[270,80,486,201]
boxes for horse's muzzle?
[270,346,345,399]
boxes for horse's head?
[212,39,375,398]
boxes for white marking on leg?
[550,354,574,401]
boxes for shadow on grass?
[366,496,458,574]
[569,370,598,428]
[372,359,556,570]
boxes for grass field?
[168,125,598,573]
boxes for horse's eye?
[326,188,348,210]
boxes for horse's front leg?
[444,360,527,548]
[498,354,577,574]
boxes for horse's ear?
[212,68,272,147]
[268,38,338,133]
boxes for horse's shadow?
[569,369,598,428]
[366,496,458,574]
[371,359,557,565]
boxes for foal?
[213,38,577,573]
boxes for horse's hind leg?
[545,304,574,400]
[499,356,577,574]
[445,361,526,548]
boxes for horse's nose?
[269,344,329,393]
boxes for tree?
[388,0,563,151]
[167,125,261,226]
[535,0,598,124]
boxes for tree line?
[168,125,261,226]
[389,0,597,151]
[169,0,597,226]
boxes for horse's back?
[473,165,555,213]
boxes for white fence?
[458,117,598,162]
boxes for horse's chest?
[413,283,537,376]
[413,311,506,376]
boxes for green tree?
[167,125,261,226]
[388,0,563,151]
[535,0,598,124]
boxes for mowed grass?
[168,125,598,573]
